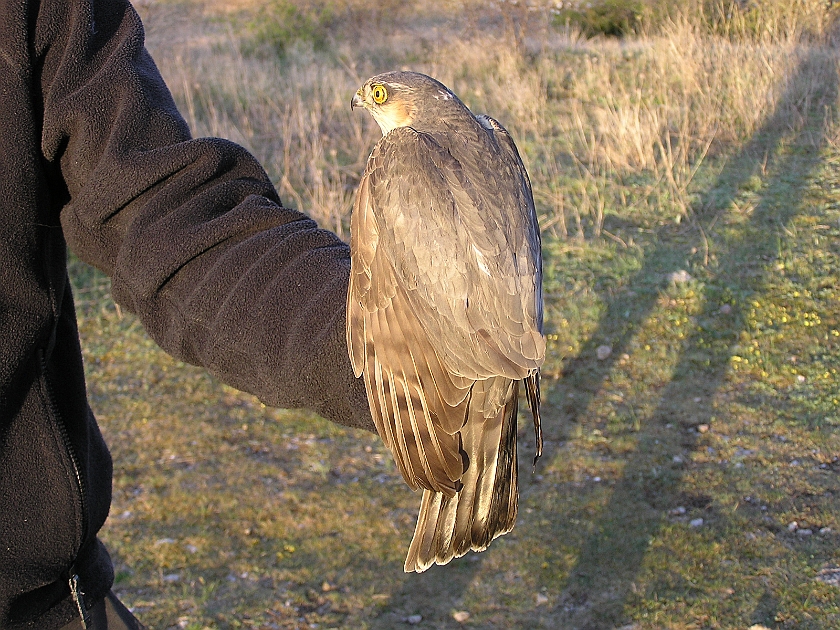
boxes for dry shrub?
[155,32,373,237]
[140,0,840,241]
[549,18,806,221]
[698,0,839,43]
[426,36,548,136]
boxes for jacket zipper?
[37,349,90,625]
[69,569,90,629]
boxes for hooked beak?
[351,91,364,111]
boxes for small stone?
[405,614,423,625]
[154,538,175,546]
[536,593,549,605]
[670,506,687,516]
[162,573,180,583]
[689,518,704,528]
[321,581,333,592]
[797,374,806,382]
[596,345,612,360]
[697,424,709,433]
[593,476,601,482]
[798,528,813,536]
[672,455,684,464]
[815,567,840,586]
[719,304,732,315]
[667,269,693,284]
[185,544,198,554]
[453,611,470,623]
[788,521,798,532]
[820,527,832,534]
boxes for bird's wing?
[347,132,469,495]
[475,114,543,333]
[350,126,543,381]
[347,126,542,495]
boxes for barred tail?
[404,378,519,572]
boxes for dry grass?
[140,0,839,239]
[78,1,840,628]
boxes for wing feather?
[359,127,543,380]
[346,110,543,571]
[404,377,519,572]
[355,229,466,493]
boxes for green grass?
[70,2,840,628]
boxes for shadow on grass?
[360,47,839,630]
[76,50,840,630]
[547,47,838,629]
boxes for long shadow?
[365,47,837,630]
[548,47,838,628]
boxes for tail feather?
[525,371,542,470]
[404,379,519,572]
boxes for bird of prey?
[346,71,544,572]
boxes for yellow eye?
[371,84,388,104]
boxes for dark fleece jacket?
[0,0,373,627]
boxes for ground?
[71,1,840,628]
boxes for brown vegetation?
[81,1,840,627]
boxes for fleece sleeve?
[34,0,374,431]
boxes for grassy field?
[72,0,839,628]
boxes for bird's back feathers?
[347,71,544,571]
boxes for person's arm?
[35,0,373,430]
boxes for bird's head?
[351,71,462,135]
